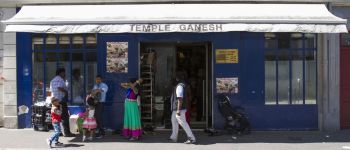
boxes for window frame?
[32,34,97,105]
[264,33,317,105]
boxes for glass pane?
[59,35,70,49]
[265,33,277,49]
[265,51,277,105]
[72,35,84,49]
[305,51,317,104]
[86,52,98,93]
[290,33,303,49]
[305,34,316,48]
[45,35,57,50]
[86,34,97,49]
[45,52,58,98]
[33,52,45,103]
[278,33,291,49]
[72,53,84,105]
[57,52,71,101]
[291,51,303,104]
[278,50,290,104]
[32,35,44,50]
[341,34,350,47]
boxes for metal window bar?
[43,34,47,99]
[302,33,306,104]
[289,41,292,105]
[276,34,279,105]
[315,34,318,104]
[83,34,87,105]
[69,35,73,104]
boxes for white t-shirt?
[176,84,184,98]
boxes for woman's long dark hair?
[129,78,140,90]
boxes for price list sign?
[215,49,238,64]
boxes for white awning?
[2,4,348,33]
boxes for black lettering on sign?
[209,24,215,31]
[216,24,223,31]
[131,24,223,32]
[179,24,186,31]
[202,24,208,32]
[136,25,142,32]
[195,24,201,31]
[143,25,151,32]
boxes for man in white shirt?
[92,75,108,138]
[50,68,74,137]
[169,72,196,144]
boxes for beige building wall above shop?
[0,8,17,128]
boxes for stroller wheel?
[33,125,39,131]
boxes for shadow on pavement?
[68,130,350,145]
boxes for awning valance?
[2,4,348,33]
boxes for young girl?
[46,97,64,148]
[82,96,97,142]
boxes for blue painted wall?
[17,32,33,128]
[17,32,318,130]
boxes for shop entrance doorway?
[139,42,212,129]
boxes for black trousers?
[94,102,105,135]
[59,100,71,135]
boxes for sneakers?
[54,142,64,147]
[184,139,196,144]
[129,137,139,141]
[46,139,52,148]
[95,135,104,139]
[168,138,178,143]
[64,133,76,137]
[88,137,93,141]
[83,136,94,142]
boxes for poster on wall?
[216,49,238,63]
[216,77,239,94]
[106,42,128,73]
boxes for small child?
[46,97,64,148]
[82,96,97,142]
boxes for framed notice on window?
[106,42,128,73]
[216,49,238,63]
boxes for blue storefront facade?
[16,32,319,130]
[2,3,347,131]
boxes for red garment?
[51,107,62,123]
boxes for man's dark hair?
[86,96,95,107]
[96,75,102,79]
[56,68,65,76]
[175,71,185,81]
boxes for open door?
[139,42,212,129]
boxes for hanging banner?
[215,49,238,64]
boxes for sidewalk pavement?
[1,128,350,150]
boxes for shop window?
[341,33,350,47]
[305,51,317,104]
[264,33,317,105]
[277,50,290,104]
[264,33,277,49]
[264,51,277,105]
[32,34,97,105]
[305,34,316,49]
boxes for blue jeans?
[50,122,61,143]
